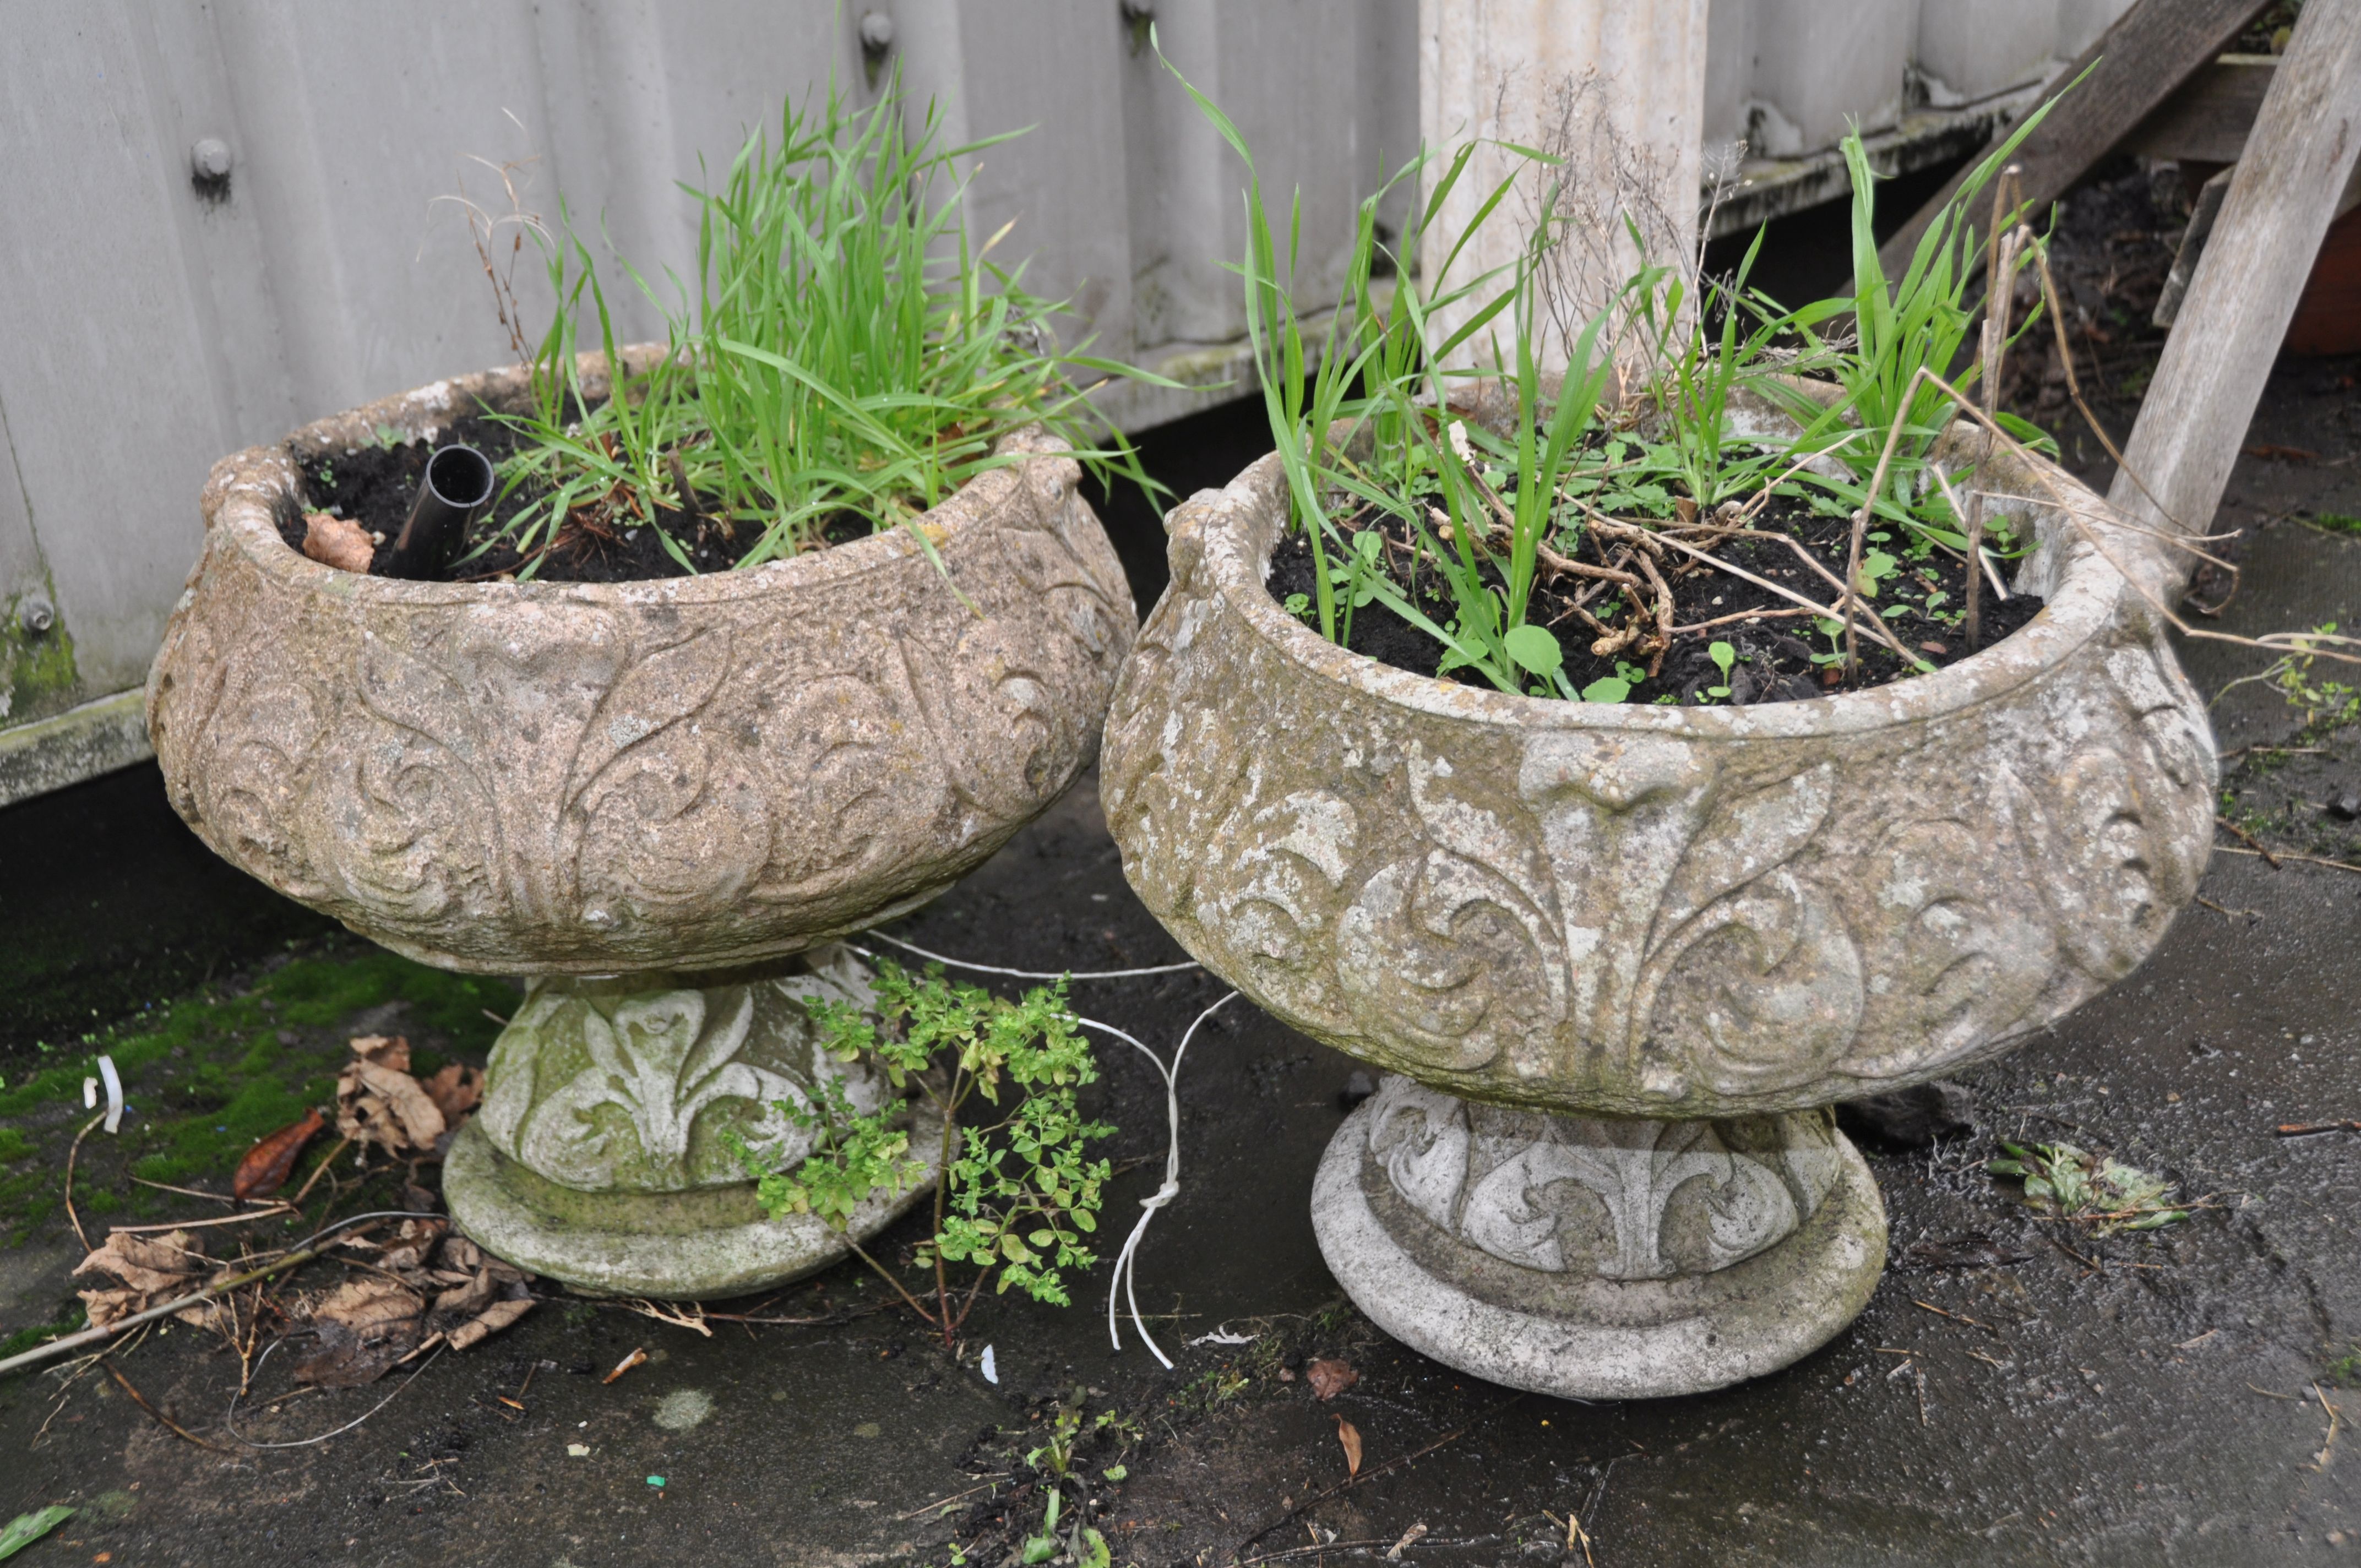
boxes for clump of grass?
[482,73,1163,579]
[1166,29,2072,703]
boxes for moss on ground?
[0,941,513,1245]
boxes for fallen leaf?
[447,1296,533,1352]
[1305,1358,1358,1401]
[294,1278,425,1388]
[420,1063,485,1121]
[1334,1414,1362,1478]
[302,512,376,573]
[353,1059,447,1149]
[349,1034,411,1072]
[72,1231,226,1329]
[311,1277,424,1332]
[335,1036,452,1158]
[1904,1233,2033,1270]
[388,1219,454,1272]
[605,1346,649,1384]
[232,1108,326,1199]
[0,1506,74,1558]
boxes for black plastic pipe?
[380,444,496,580]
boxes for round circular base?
[444,1111,942,1300]
[1310,1102,1887,1400]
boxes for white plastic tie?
[97,1055,124,1134]
[1075,991,1239,1369]
[855,931,1202,982]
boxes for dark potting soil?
[1264,494,2043,704]
[287,406,869,584]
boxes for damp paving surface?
[4,357,2361,1565]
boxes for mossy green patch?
[0,586,79,728]
[0,942,512,1241]
[0,1301,83,1361]
[2304,512,2361,537]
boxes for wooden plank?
[2120,56,2276,163]
[1876,0,2267,274]
[2107,0,2361,558]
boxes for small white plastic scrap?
[97,1055,124,1134]
[83,1078,96,1109]
[980,1345,998,1385]
[1187,1326,1256,1347]
[567,1444,591,1458]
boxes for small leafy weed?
[1987,1141,2191,1234]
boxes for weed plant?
[484,75,1163,579]
[728,961,1111,1352]
[1171,31,2076,702]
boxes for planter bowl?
[1101,401,2213,1397]
[148,350,1135,1297]
[149,348,1136,975]
[1101,415,2212,1120]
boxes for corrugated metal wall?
[0,0,2115,803]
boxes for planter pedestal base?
[1310,1077,1885,1400]
[445,1113,940,1299]
[444,947,939,1298]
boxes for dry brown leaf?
[71,1231,235,1330]
[353,1059,447,1148]
[349,1034,411,1072]
[1306,1357,1359,1401]
[446,1296,532,1352]
[1334,1414,1363,1478]
[302,512,376,573]
[73,1231,209,1297]
[420,1063,485,1121]
[311,1277,425,1332]
[231,1108,325,1199]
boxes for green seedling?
[732,962,1111,1351]
[1706,640,1736,699]
[1987,1141,2191,1235]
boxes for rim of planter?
[193,344,1060,612]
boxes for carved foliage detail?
[1109,613,2216,1108]
[1364,1076,1838,1279]
[156,477,1131,963]
[477,948,893,1193]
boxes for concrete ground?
[1,197,2358,1566]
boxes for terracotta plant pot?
[148,350,1136,1296]
[1100,400,2212,1396]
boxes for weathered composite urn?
[148,351,1136,1296]
[1101,407,2214,1397]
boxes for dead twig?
[104,1205,297,1236]
[62,1112,104,1252]
[2217,846,2361,875]
[289,1136,353,1207]
[105,1359,236,1455]
[2276,1120,2361,1137]
[2215,816,2282,868]
[127,1178,241,1206]
[1911,1300,2003,1338]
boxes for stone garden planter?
[1100,402,2213,1397]
[148,350,1136,1297]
